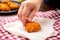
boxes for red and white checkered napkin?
[0,17,27,40]
[0,10,60,40]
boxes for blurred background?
[11,0,24,2]
[14,0,24,2]
[0,0,25,2]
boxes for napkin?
[3,17,57,40]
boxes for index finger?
[28,8,37,21]
[22,5,30,25]
[18,4,24,20]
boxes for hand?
[18,1,40,25]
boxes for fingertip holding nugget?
[25,22,41,33]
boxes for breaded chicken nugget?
[25,22,41,33]
[2,0,10,3]
[0,3,2,7]
[0,4,10,11]
[8,2,19,10]
[1,0,10,4]
[7,2,13,5]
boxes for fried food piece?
[1,0,10,4]
[2,0,10,3]
[8,2,19,10]
[25,22,41,33]
[0,3,2,7]
[7,2,13,5]
[0,3,10,11]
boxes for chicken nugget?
[1,0,10,3]
[8,2,19,10]
[7,2,13,5]
[0,3,10,11]
[25,22,41,33]
[1,0,10,4]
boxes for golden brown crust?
[8,2,19,10]
[0,3,10,11]
[1,0,10,3]
[25,22,41,33]
[0,1,19,11]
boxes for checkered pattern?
[0,10,60,40]
[0,17,26,40]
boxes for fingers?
[18,2,30,25]
[22,6,27,25]
[21,5,30,25]
[18,1,38,25]
[28,8,37,21]
[18,4,24,20]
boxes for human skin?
[18,0,43,25]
